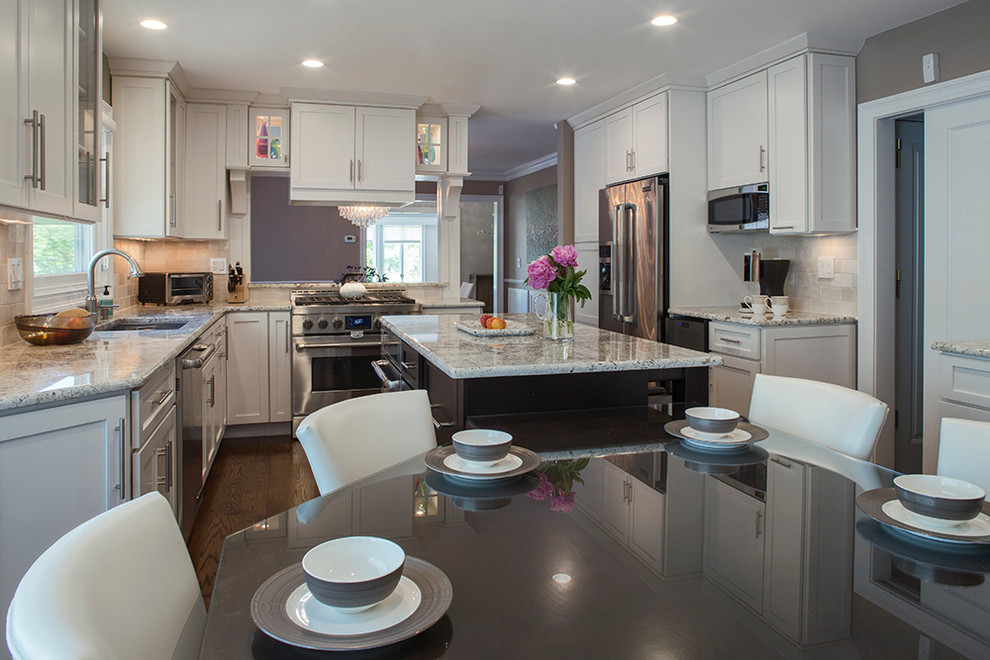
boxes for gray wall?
[503,166,558,285]
[250,175,361,282]
[459,201,495,283]
[858,0,990,103]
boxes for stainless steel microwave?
[138,272,214,305]
[708,183,769,233]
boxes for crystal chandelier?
[338,205,391,228]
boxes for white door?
[227,312,270,425]
[0,0,26,208]
[923,94,990,469]
[708,71,768,190]
[355,106,415,193]
[604,108,633,184]
[628,479,664,572]
[291,103,355,190]
[703,478,765,611]
[183,103,227,239]
[632,92,668,177]
[113,76,167,237]
[767,55,808,233]
[573,120,605,243]
[269,312,292,423]
[601,463,630,544]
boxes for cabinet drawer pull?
[155,390,171,406]
[719,337,742,344]
[432,417,455,429]
[770,457,792,468]
[774,225,795,231]
[115,417,126,496]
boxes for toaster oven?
[138,272,214,305]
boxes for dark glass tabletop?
[200,410,990,659]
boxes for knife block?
[228,281,247,303]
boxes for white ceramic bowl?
[893,474,985,523]
[451,429,513,466]
[302,536,405,611]
[685,407,740,435]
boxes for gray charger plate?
[856,488,990,546]
[664,420,769,451]
[251,557,452,651]
[663,441,769,475]
[424,445,541,482]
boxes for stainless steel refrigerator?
[598,175,668,341]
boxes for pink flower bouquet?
[527,458,590,513]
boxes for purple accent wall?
[250,176,362,282]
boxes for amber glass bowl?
[15,312,96,345]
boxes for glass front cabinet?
[75,0,102,221]
[250,107,288,168]
[416,116,446,173]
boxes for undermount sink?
[97,319,190,332]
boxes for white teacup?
[766,295,789,317]
[743,295,769,313]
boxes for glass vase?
[536,292,574,341]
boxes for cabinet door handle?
[285,324,289,354]
[24,111,39,188]
[165,439,173,491]
[759,145,766,173]
[770,457,792,468]
[629,149,635,172]
[155,390,171,406]
[755,510,763,538]
[774,225,795,231]
[719,337,742,344]
[38,112,46,191]
[170,193,176,227]
[115,417,126,497]
[207,375,216,407]
[99,152,110,207]
[217,199,222,232]
[432,417,455,429]
[349,159,354,182]
[358,160,363,182]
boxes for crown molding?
[567,72,706,129]
[706,32,864,89]
[281,88,428,109]
[504,153,557,181]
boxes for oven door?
[292,335,384,416]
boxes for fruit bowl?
[15,310,96,346]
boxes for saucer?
[681,426,753,443]
[443,452,523,474]
[664,420,768,452]
[856,488,990,545]
[425,445,541,482]
[252,557,452,651]
[880,499,990,537]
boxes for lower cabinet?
[0,395,129,627]
[930,351,990,470]
[704,477,766,610]
[133,406,178,517]
[226,311,291,425]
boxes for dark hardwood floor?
[186,435,319,608]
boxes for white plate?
[285,575,421,636]
[680,426,753,450]
[443,452,523,475]
[881,500,990,538]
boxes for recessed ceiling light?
[651,15,678,27]
[139,19,168,30]
[552,573,572,583]
[556,77,576,86]
[302,59,325,68]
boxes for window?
[366,209,439,283]
[31,217,94,312]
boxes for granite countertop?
[0,303,289,414]
[932,339,990,359]
[381,313,720,379]
[421,298,485,309]
[668,306,857,326]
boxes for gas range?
[290,289,421,337]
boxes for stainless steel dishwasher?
[178,333,218,540]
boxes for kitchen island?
[380,314,720,442]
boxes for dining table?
[199,407,990,659]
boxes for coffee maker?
[743,252,790,296]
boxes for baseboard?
[222,422,292,439]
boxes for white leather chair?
[937,418,990,493]
[296,389,438,496]
[748,374,889,460]
[6,492,205,660]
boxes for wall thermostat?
[344,235,357,243]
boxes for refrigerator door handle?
[613,203,635,324]
[620,203,636,323]
[611,204,623,320]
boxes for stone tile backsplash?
[747,233,858,316]
[114,239,230,309]
[0,222,29,345]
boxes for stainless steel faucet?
[85,248,144,313]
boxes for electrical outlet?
[210,258,227,274]
[7,258,23,290]
[818,256,835,279]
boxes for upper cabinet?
[112,75,185,238]
[416,116,446,174]
[250,107,288,169]
[183,103,227,239]
[0,0,81,218]
[289,102,415,204]
[74,0,102,222]
[604,92,668,185]
[707,72,768,191]
[573,121,606,244]
[708,53,855,234]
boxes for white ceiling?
[102,0,965,177]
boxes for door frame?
[461,194,504,314]
[858,68,990,468]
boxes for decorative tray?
[454,320,536,337]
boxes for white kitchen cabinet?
[202,340,226,483]
[574,244,598,327]
[133,405,177,520]
[601,462,631,545]
[604,92,668,185]
[415,115,446,174]
[183,103,227,239]
[226,311,291,425]
[707,321,856,417]
[0,0,74,217]
[225,103,248,169]
[290,102,415,204]
[573,120,605,243]
[73,0,102,222]
[768,54,855,234]
[707,71,768,191]
[0,395,128,627]
[250,107,288,169]
[704,477,766,610]
[112,75,184,238]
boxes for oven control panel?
[292,313,380,336]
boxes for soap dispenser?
[98,285,113,320]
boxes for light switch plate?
[7,257,23,290]
[210,258,227,274]
[818,256,835,279]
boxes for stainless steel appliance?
[291,289,421,432]
[707,183,769,233]
[139,272,214,305]
[599,175,668,341]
